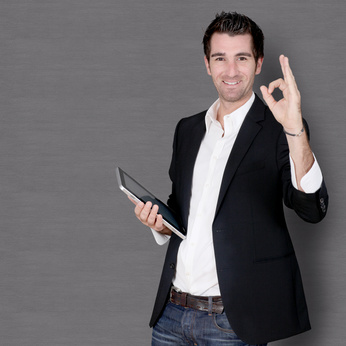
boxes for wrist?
[283,126,304,137]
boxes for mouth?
[223,80,241,86]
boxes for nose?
[226,60,238,77]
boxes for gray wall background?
[1,0,345,345]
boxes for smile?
[223,81,240,85]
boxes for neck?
[217,94,253,128]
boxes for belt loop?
[208,296,213,316]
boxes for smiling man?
[132,12,328,345]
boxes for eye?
[215,57,225,61]
[237,56,248,61]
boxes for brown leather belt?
[170,287,224,314]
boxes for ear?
[204,56,212,76]
[255,57,264,75]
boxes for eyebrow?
[210,52,226,58]
[210,52,253,58]
[236,52,253,57]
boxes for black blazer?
[149,95,328,344]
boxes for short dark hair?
[203,11,264,62]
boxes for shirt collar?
[205,93,255,134]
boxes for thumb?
[260,85,269,100]
[260,85,276,109]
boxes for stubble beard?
[217,77,255,107]
[218,86,251,105]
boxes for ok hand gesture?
[260,55,303,134]
[260,55,315,191]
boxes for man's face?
[204,33,263,109]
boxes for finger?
[137,201,152,222]
[281,57,302,106]
[155,214,164,230]
[260,85,269,99]
[280,55,289,81]
[134,201,145,216]
[280,55,298,90]
[267,78,286,94]
[147,204,159,226]
[260,85,276,109]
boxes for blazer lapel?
[215,95,266,217]
[179,113,206,227]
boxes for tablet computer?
[116,167,186,240]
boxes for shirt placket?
[186,129,226,291]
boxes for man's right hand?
[129,197,172,236]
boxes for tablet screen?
[116,167,186,239]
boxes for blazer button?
[320,198,326,212]
[170,263,175,269]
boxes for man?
[131,12,328,345]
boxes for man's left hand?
[260,55,303,134]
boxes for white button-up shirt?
[152,93,323,297]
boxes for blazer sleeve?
[278,119,329,223]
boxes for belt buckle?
[170,286,181,301]
[170,286,188,307]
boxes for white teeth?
[224,81,240,85]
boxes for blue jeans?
[152,302,267,345]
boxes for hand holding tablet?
[116,167,186,240]
[129,197,171,236]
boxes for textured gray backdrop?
[1,0,345,345]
